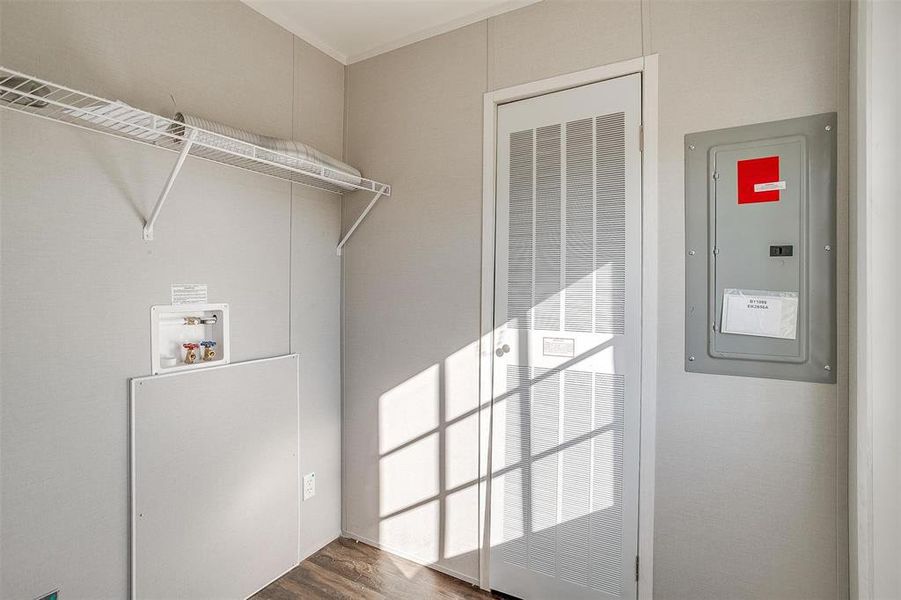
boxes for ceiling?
[242,0,541,65]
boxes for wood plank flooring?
[251,537,501,600]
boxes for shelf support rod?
[143,129,197,241]
[336,184,389,256]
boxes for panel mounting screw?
[713,172,720,180]
[824,364,832,371]
[825,125,832,132]
[713,247,720,255]
[824,245,832,252]
[688,356,696,362]
[689,249,696,256]
[688,145,696,151]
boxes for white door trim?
[478,55,659,599]
[850,2,873,597]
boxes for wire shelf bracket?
[143,128,197,241]
[0,66,391,247]
[336,184,389,256]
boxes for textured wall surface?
[650,2,849,598]
[0,2,344,597]
[343,1,850,597]
[343,22,488,581]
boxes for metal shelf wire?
[0,66,390,248]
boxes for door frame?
[477,55,659,599]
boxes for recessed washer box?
[684,113,836,383]
[150,303,230,375]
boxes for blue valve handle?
[200,341,217,347]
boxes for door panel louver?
[502,365,531,568]
[499,367,626,593]
[565,118,595,334]
[529,367,559,576]
[534,125,562,331]
[595,113,626,335]
[505,114,627,335]
[590,373,625,594]
[508,130,534,330]
[559,370,593,586]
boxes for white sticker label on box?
[721,289,798,340]
[753,180,786,193]
[543,337,575,357]
[171,283,208,305]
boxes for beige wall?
[343,22,488,581]
[651,2,848,598]
[343,0,850,597]
[0,2,344,597]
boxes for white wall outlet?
[303,472,315,501]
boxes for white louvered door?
[489,74,641,600]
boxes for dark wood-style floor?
[251,537,501,600]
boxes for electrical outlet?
[303,472,315,501]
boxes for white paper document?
[721,289,799,340]
[753,180,787,192]
[543,337,575,357]
[171,283,208,305]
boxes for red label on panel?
[737,156,780,204]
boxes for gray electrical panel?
[684,113,836,383]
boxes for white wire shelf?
[0,65,390,249]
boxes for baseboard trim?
[299,530,342,563]
[341,530,480,586]
[250,531,336,599]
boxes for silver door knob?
[495,344,510,357]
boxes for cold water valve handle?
[183,342,199,364]
[200,340,217,362]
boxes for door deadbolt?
[495,344,510,357]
